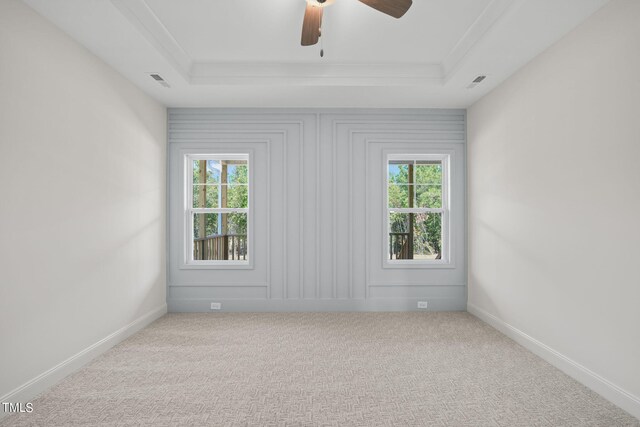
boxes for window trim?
[181,151,254,269]
[383,153,451,268]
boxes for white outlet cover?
[417,301,428,309]
[210,302,222,310]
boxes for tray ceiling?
[21,0,608,107]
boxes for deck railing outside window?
[193,234,247,261]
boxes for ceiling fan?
[301,0,413,46]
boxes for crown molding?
[442,0,519,82]
[110,0,192,80]
[190,62,443,86]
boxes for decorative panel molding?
[167,109,466,311]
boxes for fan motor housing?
[309,0,335,6]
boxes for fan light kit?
[301,0,413,56]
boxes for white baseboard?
[0,304,167,416]
[467,303,640,420]
[168,297,467,312]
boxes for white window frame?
[384,153,451,267]
[183,152,253,269]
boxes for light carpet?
[2,312,638,426]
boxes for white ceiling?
[21,0,608,108]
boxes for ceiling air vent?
[148,73,170,88]
[466,75,487,89]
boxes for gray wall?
[168,109,466,311]
[0,0,166,404]
[467,0,640,418]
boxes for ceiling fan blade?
[357,0,412,18]
[301,3,323,46]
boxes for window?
[386,154,449,264]
[185,154,250,265]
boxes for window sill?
[383,260,456,269]
[179,261,253,270]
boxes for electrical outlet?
[210,302,222,310]
[417,301,428,309]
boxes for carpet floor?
[2,312,638,426]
